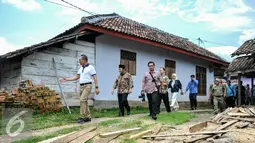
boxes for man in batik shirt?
[112,65,133,116]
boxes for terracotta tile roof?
[80,13,227,63]
[226,56,255,73]
[231,38,255,57]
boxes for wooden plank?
[38,131,76,143]
[222,116,255,122]
[69,130,97,143]
[227,113,251,117]
[22,58,79,70]
[143,130,230,138]
[239,107,248,114]
[25,52,78,65]
[184,120,238,143]
[52,126,96,143]
[64,43,95,54]
[42,47,77,57]
[21,75,77,85]
[248,108,255,115]
[235,122,250,129]
[99,128,141,138]
[189,121,208,133]
[22,66,77,77]
[93,135,119,143]
[129,129,152,139]
[75,40,95,48]
[151,125,163,140]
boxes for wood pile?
[0,80,63,112]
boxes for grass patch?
[98,119,121,127]
[11,106,148,131]
[141,112,196,125]
[13,126,83,143]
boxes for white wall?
[95,35,214,102]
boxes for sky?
[0,0,255,62]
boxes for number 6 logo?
[6,111,28,137]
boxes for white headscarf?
[171,73,178,87]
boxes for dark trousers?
[147,91,159,117]
[118,93,130,115]
[189,93,197,109]
[225,96,235,108]
[157,93,171,113]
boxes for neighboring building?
[226,38,255,105]
[0,13,228,108]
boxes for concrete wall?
[95,35,214,103]
[21,40,96,106]
[0,60,22,90]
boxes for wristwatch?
[95,86,99,89]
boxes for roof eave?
[80,24,228,65]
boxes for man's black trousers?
[147,91,160,117]
[189,93,197,110]
[157,93,171,113]
[118,93,130,115]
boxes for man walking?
[157,67,171,113]
[209,78,226,114]
[141,61,161,120]
[225,80,236,108]
[185,75,198,110]
[112,65,133,116]
[245,84,251,105]
[61,54,100,123]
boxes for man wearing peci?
[112,64,134,116]
[61,54,100,123]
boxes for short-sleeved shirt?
[159,75,169,94]
[143,71,161,94]
[77,64,96,84]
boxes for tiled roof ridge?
[81,13,120,24]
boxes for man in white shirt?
[61,54,100,123]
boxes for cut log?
[69,130,97,143]
[222,116,255,122]
[99,128,141,138]
[93,135,119,143]
[129,129,152,139]
[189,121,208,133]
[235,122,250,129]
[227,112,251,117]
[212,113,223,122]
[51,126,97,143]
[142,130,229,138]
[184,120,238,143]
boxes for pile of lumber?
[140,107,255,142]
[0,80,63,112]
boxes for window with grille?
[120,50,136,75]
[196,66,207,96]
[165,60,176,79]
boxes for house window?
[120,50,136,75]
[165,60,176,79]
[196,66,207,96]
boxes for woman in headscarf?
[168,73,183,111]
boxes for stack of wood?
[0,80,63,112]
[140,107,255,142]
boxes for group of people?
[112,61,198,120]
[209,79,255,115]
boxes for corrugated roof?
[226,56,255,73]
[231,38,255,57]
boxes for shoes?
[76,117,91,124]
[152,116,157,120]
[118,112,124,117]
[127,111,131,116]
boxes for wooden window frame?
[196,66,207,96]
[120,50,136,75]
[165,59,176,79]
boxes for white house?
[0,13,228,109]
